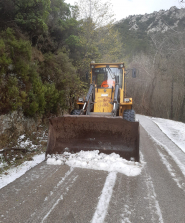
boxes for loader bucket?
[46,115,140,162]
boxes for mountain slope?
[114,6,185,57]
[118,6,185,34]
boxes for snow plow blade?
[46,115,140,162]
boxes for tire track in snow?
[91,172,117,223]
[151,135,185,177]
[120,181,135,223]
[140,152,164,223]
[41,175,78,223]
[0,165,62,221]
[157,149,185,192]
[137,114,185,177]
[27,167,76,223]
[43,167,74,202]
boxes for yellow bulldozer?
[46,62,140,162]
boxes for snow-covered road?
[0,114,185,223]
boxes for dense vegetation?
[0,0,122,117]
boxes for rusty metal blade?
[46,115,140,162]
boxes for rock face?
[118,6,185,34]
[0,111,41,135]
[0,111,42,149]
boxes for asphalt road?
[0,115,185,223]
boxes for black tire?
[123,109,135,122]
[71,109,81,115]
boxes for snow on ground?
[17,134,39,150]
[0,153,45,189]
[1,114,185,189]
[46,150,143,176]
[0,134,42,170]
[0,154,7,169]
[137,114,185,177]
[151,117,185,153]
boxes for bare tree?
[126,30,185,122]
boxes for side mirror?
[132,68,136,78]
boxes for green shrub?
[0,28,85,117]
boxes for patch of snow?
[19,134,25,140]
[0,163,4,168]
[47,151,143,176]
[0,155,8,168]
[17,135,38,150]
[47,158,63,165]
[0,162,8,168]
[152,117,185,153]
[0,153,45,189]
[91,172,117,223]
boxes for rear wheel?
[71,109,81,115]
[123,109,135,122]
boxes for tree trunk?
[170,74,174,120]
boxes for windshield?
[92,67,123,88]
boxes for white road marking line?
[91,172,117,223]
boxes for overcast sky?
[65,0,181,21]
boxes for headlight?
[78,97,83,102]
[124,98,130,103]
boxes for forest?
[0,0,122,117]
[0,0,185,122]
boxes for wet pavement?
[0,115,185,223]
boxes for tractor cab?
[90,64,124,115]
[92,66,123,89]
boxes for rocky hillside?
[119,6,185,34]
[114,6,185,58]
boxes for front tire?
[71,109,81,115]
[123,109,135,122]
